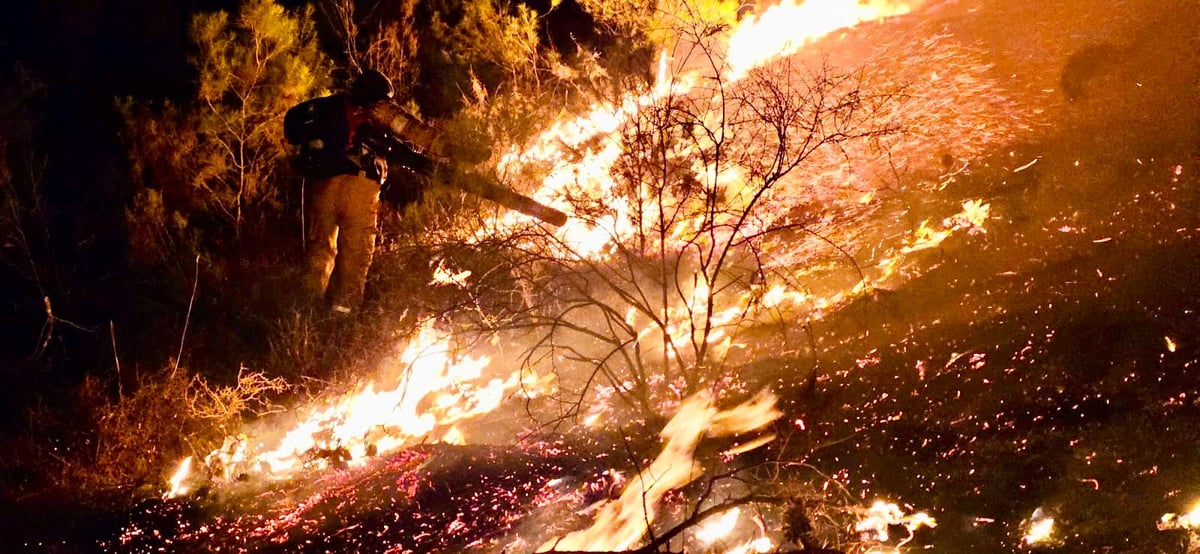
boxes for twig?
[174,254,201,377]
[34,295,93,358]
[300,177,306,248]
[110,320,123,400]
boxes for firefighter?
[284,69,438,315]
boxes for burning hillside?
[9,0,1200,552]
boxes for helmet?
[349,69,394,106]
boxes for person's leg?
[304,176,341,305]
[326,174,380,312]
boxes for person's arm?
[368,103,442,155]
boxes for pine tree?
[189,0,330,234]
[122,0,330,261]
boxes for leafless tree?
[449,25,904,432]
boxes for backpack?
[283,95,365,180]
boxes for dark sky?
[1,1,221,99]
[0,1,231,372]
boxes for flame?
[252,322,497,475]
[694,508,775,553]
[695,507,742,544]
[735,537,775,554]
[726,0,915,79]
[1160,501,1200,530]
[493,16,997,379]
[470,1,1017,407]
[430,259,472,287]
[855,500,936,546]
[900,220,952,254]
[164,456,193,499]
[166,319,553,493]
[1023,507,1055,545]
[540,389,780,552]
[495,0,919,258]
[953,198,991,232]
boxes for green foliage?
[187,0,329,233]
[121,0,330,260]
[411,0,543,117]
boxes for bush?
[19,364,288,499]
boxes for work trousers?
[306,173,380,312]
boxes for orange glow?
[726,0,915,79]
[1022,507,1055,545]
[695,507,742,544]
[1160,501,1200,530]
[166,319,555,493]
[430,259,472,287]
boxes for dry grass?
[17,364,289,499]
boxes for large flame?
[482,0,967,389]
[187,320,552,484]
[495,0,920,257]
[726,0,915,79]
